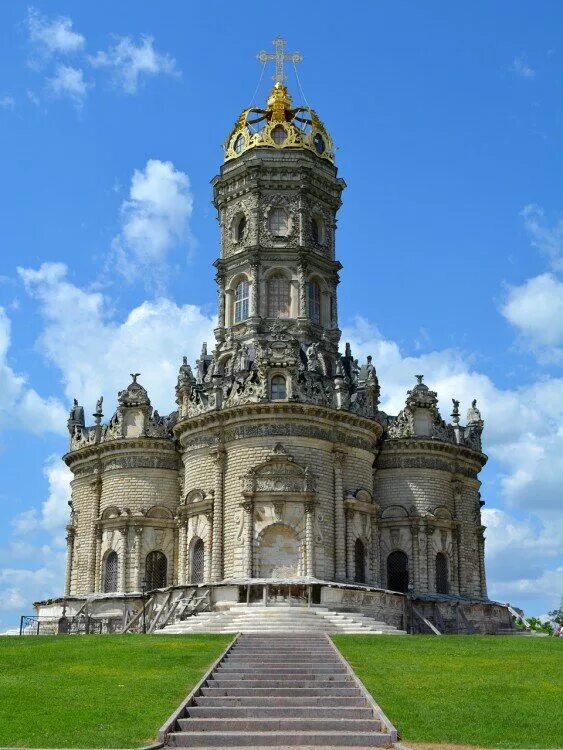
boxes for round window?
[313,133,325,154]
[272,126,287,145]
[234,134,245,154]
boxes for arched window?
[267,274,290,318]
[311,216,324,244]
[268,207,289,237]
[145,550,167,590]
[272,125,287,145]
[235,215,246,242]
[435,552,449,594]
[270,375,287,401]
[234,279,250,323]
[234,134,244,154]
[354,539,366,583]
[387,550,409,593]
[191,538,205,584]
[308,281,321,324]
[103,551,118,593]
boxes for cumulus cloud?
[89,35,179,94]
[47,65,90,106]
[501,273,563,362]
[0,306,66,435]
[18,262,215,414]
[509,57,535,79]
[111,159,194,283]
[342,315,563,611]
[0,95,15,111]
[521,204,563,272]
[27,7,85,59]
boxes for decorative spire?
[257,37,302,85]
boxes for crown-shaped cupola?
[224,37,334,164]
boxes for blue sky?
[0,1,561,629]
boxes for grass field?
[0,633,232,748]
[333,634,563,749]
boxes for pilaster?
[210,447,226,581]
[333,451,346,581]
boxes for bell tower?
[209,67,352,408]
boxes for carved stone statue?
[306,342,321,373]
[95,396,103,415]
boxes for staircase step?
[167,731,392,747]
[201,686,362,697]
[194,695,368,707]
[209,679,352,688]
[177,718,381,732]
[186,706,373,719]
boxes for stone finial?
[130,373,141,384]
[415,374,424,385]
[467,398,483,425]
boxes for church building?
[35,42,512,634]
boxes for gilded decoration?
[224,83,335,164]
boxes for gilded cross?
[257,37,302,84]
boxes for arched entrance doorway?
[354,539,366,583]
[145,550,167,590]
[256,523,301,578]
[435,552,449,594]
[387,550,409,593]
[190,538,205,584]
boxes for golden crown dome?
[224,82,335,164]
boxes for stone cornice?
[64,437,179,473]
[379,436,487,470]
[175,401,382,447]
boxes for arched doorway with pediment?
[256,522,302,578]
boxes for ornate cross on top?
[130,373,141,384]
[257,37,302,84]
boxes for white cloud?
[0,306,66,435]
[509,57,535,79]
[521,204,563,272]
[0,95,15,111]
[111,159,194,283]
[27,7,85,58]
[501,273,563,361]
[341,315,563,612]
[89,35,178,94]
[18,262,215,415]
[47,65,90,106]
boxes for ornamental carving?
[242,445,316,496]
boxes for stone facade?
[53,81,492,622]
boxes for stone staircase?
[159,633,397,747]
[156,605,406,635]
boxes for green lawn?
[0,633,232,748]
[333,634,563,749]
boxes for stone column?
[64,527,75,596]
[87,476,102,593]
[425,525,435,592]
[333,451,346,581]
[298,260,307,318]
[346,508,355,581]
[331,275,339,328]
[411,522,420,590]
[371,520,381,586]
[177,520,187,586]
[93,525,103,592]
[216,272,226,328]
[478,527,487,598]
[450,525,460,595]
[242,501,254,578]
[118,526,128,593]
[250,261,260,317]
[211,449,226,581]
[204,513,213,582]
[305,501,315,577]
[134,526,143,590]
